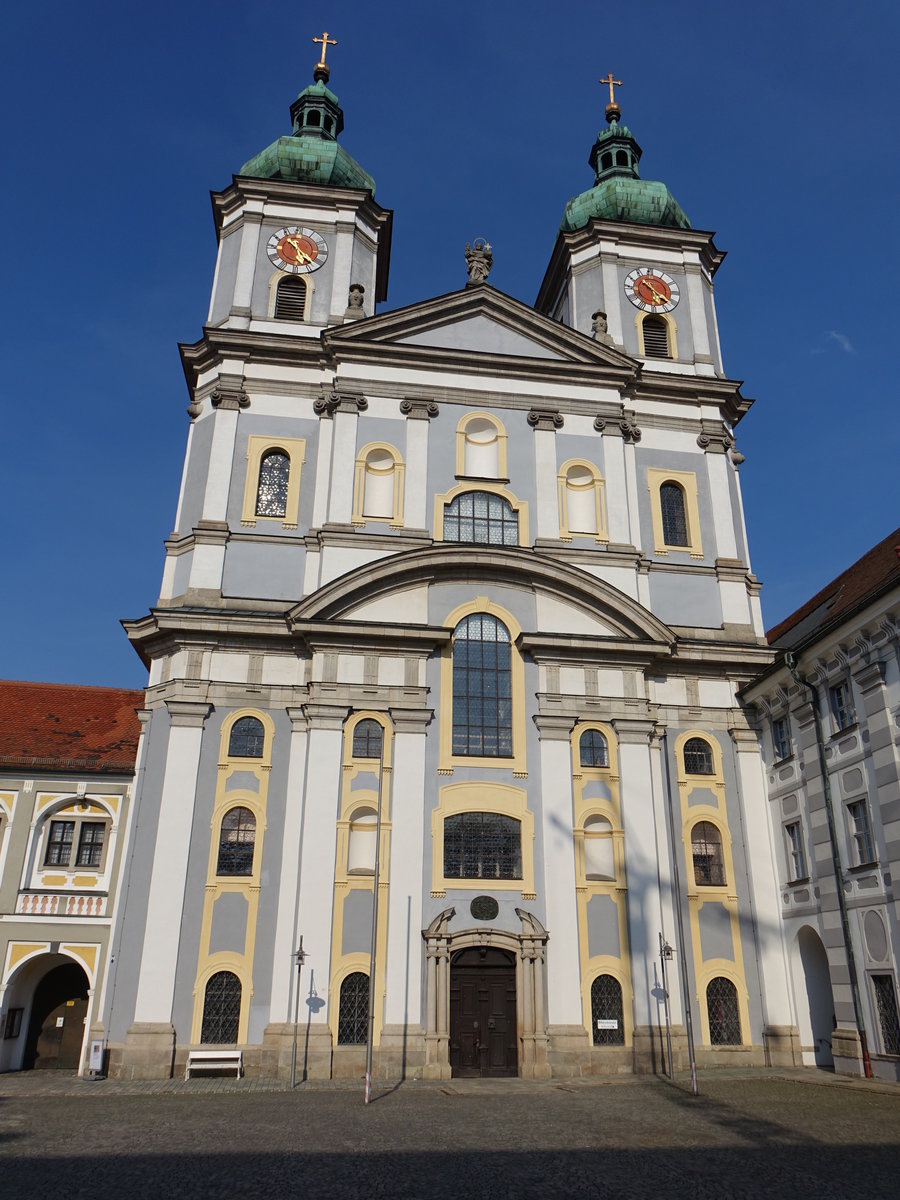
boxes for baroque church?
[12,42,897,1083]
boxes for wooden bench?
[184,1049,243,1080]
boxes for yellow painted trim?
[430,782,535,898]
[437,597,527,775]
[433,481,529,547]
[557,458,609,543]
[646,467,703,559]
[455,411,508,478]
[0,792,15,820]
[267,269,315,321]
[60,943,99,985]
[240,435,306,529]
[4,942,51,980]
[635,310,678,360]
[190,956,254,1044]
[351,441,406,529]
[580,962,634,1048]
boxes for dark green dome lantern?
[561,81,690,232]
[239,39,375,193]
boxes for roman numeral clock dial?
[266,226,329,275]
[624,268,680,313]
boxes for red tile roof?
[768,526,900,648]
[0,681,144,774]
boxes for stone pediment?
[324,285,638,376]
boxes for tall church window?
[683,736,714,775]
[641,314,671,359]
[579,729,609,768]
[352,719,383,759]
[647,468,702,559]
[337,972,369,1044]
[255,451,290,517]
[591,975,625,1045]
[452,613,512,757]
[228,716,265,758]
[201,971,242,1043]
[691,821,725,886]
[216,807,256,876]
[443,812,522,879]
[660,482,688,547]
[443,491,518,547]
[273,275,308,321]
[706,977,741,1045]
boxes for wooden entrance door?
[25,963,89,1070]
[449,948,517,1077]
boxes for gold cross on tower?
[599,72,623,122]
[313,30,338,66]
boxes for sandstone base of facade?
[763,1023,802,1067]
[377,1023,426,1079]
[832,1027,865,1077]
[119,1023,176,1080]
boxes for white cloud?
[827,330,856,355]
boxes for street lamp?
[290,937,307,1089]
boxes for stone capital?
[165,700,212,728]
[611,716,656,744]
[389,704,435,735]
[697,419,734,454]
[594,405,641,442]
[532,713,576,741]
[314,390,368,418]
[211,386,250,412]
[302,701,349,730]
[527,407,564,432]
[286,706,309,733]
[400,397,439,420]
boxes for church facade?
[104,58,801,1081]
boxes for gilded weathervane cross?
[313,30,338,66]
[599,71,622,121]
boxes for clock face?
[266,226,328,274]
[624,268,680,313]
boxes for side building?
[106,61,797,1081]
[744,528,900,1080]
[0,681,142,1073]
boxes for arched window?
[337,972,369,1044]
[452,613,512,757]
[352,719,383,759]
[255,451,290,517]
[228,716,265,758]
[579,729,609,768]
[216,807,256,876]
[274,276,307,321]
[443,491,518,546]
[691,821,725,886]
[583,815,615,881]
[461,416,503,478]
[600,152,613,171]
[305,110,321,127]
[347,807,377,875]
[563,463,600,536]
[660,482,688,547]
[615,149,629,167]
[443,812,522,879]
[591,975,625,1045]
[361,447,397,519]
[201,971,242,1044]
[41,808,110,871]
[683,736,714,775]
[641,315,671,359]
[706,977,741,1045]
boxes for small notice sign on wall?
[89,1039,105,1073]
[596,1019,619,1030]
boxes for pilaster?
[528,407,563,541]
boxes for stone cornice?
[293,620,451,655]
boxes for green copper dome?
[561,113,690,232]
[240,65,375,193]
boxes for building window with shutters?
[646,468,703,558]
[273,275,308,320]
[351,443,405,528]
[240,435,306,528]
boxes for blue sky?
[2,0,897,686]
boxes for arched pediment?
[289,545,674,647]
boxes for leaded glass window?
[452,613,512,757]
[337,972,369,1044]
[706,977,741,1045]
[75,822,105,869]
[683,737,714,775]
[228,716,265,758]
[660,482,688,546]
[591,974,625,1045]
[443,491,518,547]
[872,974,900,1055]
[443,812,522,880]
[217,807,256,876]
[352,719,383,759]
[44,820,75,867]
[691,821,726,886]
[201,971,241,1044]
[579,729,609,768]
[255,450,290,518]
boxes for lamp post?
[290,937,306,1089]
[659,933,675,1079]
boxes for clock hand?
[286,237,314,265]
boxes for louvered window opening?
[201,971,242,1044]
[352,719,384,759]
[337,972,369,1044]
[44,820,75,866]
[443,491,518,546]
[255,451,290,517]
[872,974,900,1055]
[452,614,513,757]
[76,822,105,869]
[228,716,265,758]
[580,729,609,768]
[591,974,625,1046]
[683,737,714,775]
[217,807,256,875]
[274,276,307,320]
[707,977,741,1045]
[443,812,522,880]
[642,316,670,358]
[660,483,688,546]
[691,821,726,886]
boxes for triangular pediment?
[324,285,638,376]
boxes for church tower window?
[683,736,714,775]
[640,314,672,359]
[216,807,257,876]
[660,482,688,547]
[228,716,265,758]
[690,820,725,886]
[579,728,609,768]
[352,718,383,759]
[451,613,513,757]
[274,275,308,321]
[255,451,291,517]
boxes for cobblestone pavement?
[1,1070,898,1199]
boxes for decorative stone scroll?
[594,407,641,442]
[210,387,250,412]
[313,390,368,418]
[696,420,734,453]
[527,407,564,431]
[400,398,439,420]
